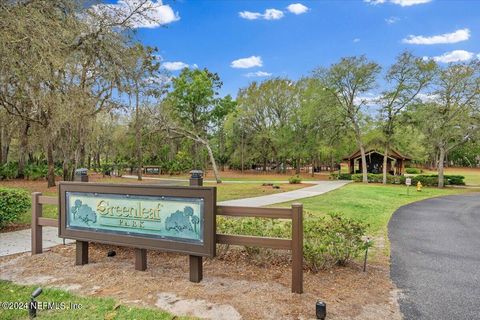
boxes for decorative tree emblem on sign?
[165,206,200,234]
[71,200,97,225]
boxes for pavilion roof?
[342,148,412,161]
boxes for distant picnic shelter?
[343,149,411,175]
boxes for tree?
[317,56,381,183]
[378,52,435,184]
[413,60,480,187]
[161,68,228,183]
[121,45,163,180]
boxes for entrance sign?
[59,182,216,257]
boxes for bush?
[217,212,371,271]
[400,174,465,186]
[0,162,19,180]
[405,167,422,174]
[24,163,48,180]
[338,173,352,180]
[289,175,302,184]
[303,213,370,271]
[0,188,30,228]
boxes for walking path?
[0,227,74,256]
[0,180,349,257]
[218,180,350,207]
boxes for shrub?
[330,173,352,180]
[0,188,30,228]
[289,175,302,184]
[303,213,370,271]
[0,162,18,180]
[217,213,371,271]
[405,167,422,174]
[24,163,48,180]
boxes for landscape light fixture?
[316,300,327,319]
[190,170,203,179]
[28,287,42,319]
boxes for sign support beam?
[134,248,147,271]
[75,241,88,265]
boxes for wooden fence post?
[189,171,203,282]
[31,192,43,255]
[291,203,303,294]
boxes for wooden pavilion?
[343,149,411,175]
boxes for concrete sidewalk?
[0,227,74,256]
[218,180,350,207]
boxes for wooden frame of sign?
[58,182,216,281]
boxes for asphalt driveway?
[389,193,480,320]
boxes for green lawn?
[422,167,480,186]
[278,183,471,234]
[275,183,474,260]
[0,280,191,320]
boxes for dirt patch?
[0,243,400,319]
[0,223,30,233]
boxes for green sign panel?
[66,192,204,243]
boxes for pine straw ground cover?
[0,243,400,320]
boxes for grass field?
[0,280,190,320]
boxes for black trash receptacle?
[74,168,89,182]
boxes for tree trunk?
[0,125,10,164]
[438,146,445,188]
[240,131,244,173]
[18,122,30,179]
[359,145,368,183]
[382,146,388,185]
[295,158,301,175]
[135,89,142,181]
[204,142,221,183]
[47,141,55,187]
[353,122,368,183]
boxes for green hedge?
[405,167,422,174]
[330,173,352,180]
[344,173,465,186]
[0,188,30,228]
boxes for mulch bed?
[0,243,400,320]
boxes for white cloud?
[391,0,431,6]
[431,50,474,63]
[287,3,309,15]
[364,0,431,6]
[239,11,262,20]
[477,53,480,60]
[364,0,386,4]
[239,8,284,20]
[353,38,361,43]
[264,9,284,20]
[92,0,179,29]
[231,56,263,69]
[402,28,470,45]
[385,16,400,24]
[162,61,189,71]
[245,71,272,78]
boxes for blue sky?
[108,0,480,97]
